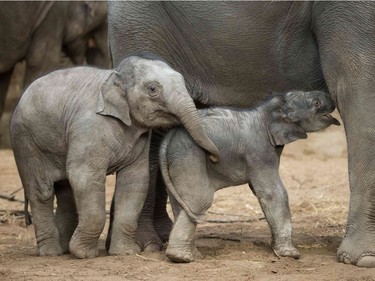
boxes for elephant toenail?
[357,256,375,268]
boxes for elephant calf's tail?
[159,130,200,223]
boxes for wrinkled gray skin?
[0,1,109,122]
[108,1,375,267]
[10,55,219,259]
[160,90,340,263]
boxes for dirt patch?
[1,118,375,280]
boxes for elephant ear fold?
[96,71,132,126]
[267,111,307,146]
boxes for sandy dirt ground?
[1,110,375,281]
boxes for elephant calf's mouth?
[321,113,340,126]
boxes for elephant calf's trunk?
[174,98,220,162]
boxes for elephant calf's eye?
[313,100,321,109]
[147,82,160,97]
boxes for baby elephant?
[160,90,340,263]
[10,54,219,259]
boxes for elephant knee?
[78,210,106,236]
[189,191,214,216]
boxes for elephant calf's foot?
[337,235,375,267]
[166,244,202,263]
[69,236,98,259]
[39,242,64,256]
[273,241,300,259]
[109,241,141,256]
[136,229,163,253]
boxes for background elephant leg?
[105,195,115,251]
[0,68,13,120]
[24,4,63,87]
[153,169,173,243]
[313,2,375,267]
[25,41,60,87]
[86,23,110,68]
[136,130,168,252]
[67,163,106,259]
[248,169,299,259]
[64,37,87,65]
[54,180,78,253]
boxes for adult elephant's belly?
[111,1,326,108]
[173,1,326,107]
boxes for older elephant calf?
[10,54,219,259]
[160,90,340,263]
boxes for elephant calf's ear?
[96,71,132,126]
[267,111,307,146]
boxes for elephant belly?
[111,1,325,107]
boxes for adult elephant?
[0,1,109,121]
[107,1,375,267]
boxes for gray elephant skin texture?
[10,54,219,259]
[107,1,375,267]
[160,90,340,263]
[0,1,109,122]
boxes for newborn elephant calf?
[10,54,219,258]
[160,90,340,263]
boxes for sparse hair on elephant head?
[96,54,220,161]
[266,90,340,146]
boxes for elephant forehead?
[135,59,183,83]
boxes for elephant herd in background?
[0,1,109,122]
[3,1,375,268]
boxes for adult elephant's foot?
[136,228,163,252]
[166,244,202,263]
[59,236,71,254]
[109,241,141,256]
[69,235,98,259]
[337,235,375,267]
[39,242,64,256]
[273,241,300,259]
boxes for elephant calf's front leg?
[67,163,107,259]
[249,169,300,259]
[108,151,150,256]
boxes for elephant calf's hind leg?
[166,202,201,263]
[28,184,63,256]
[55,180,78,253]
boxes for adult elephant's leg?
[153,168,173,243]
[136,130,169,252]
[0,68,13,120]
[313,2,375,267]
